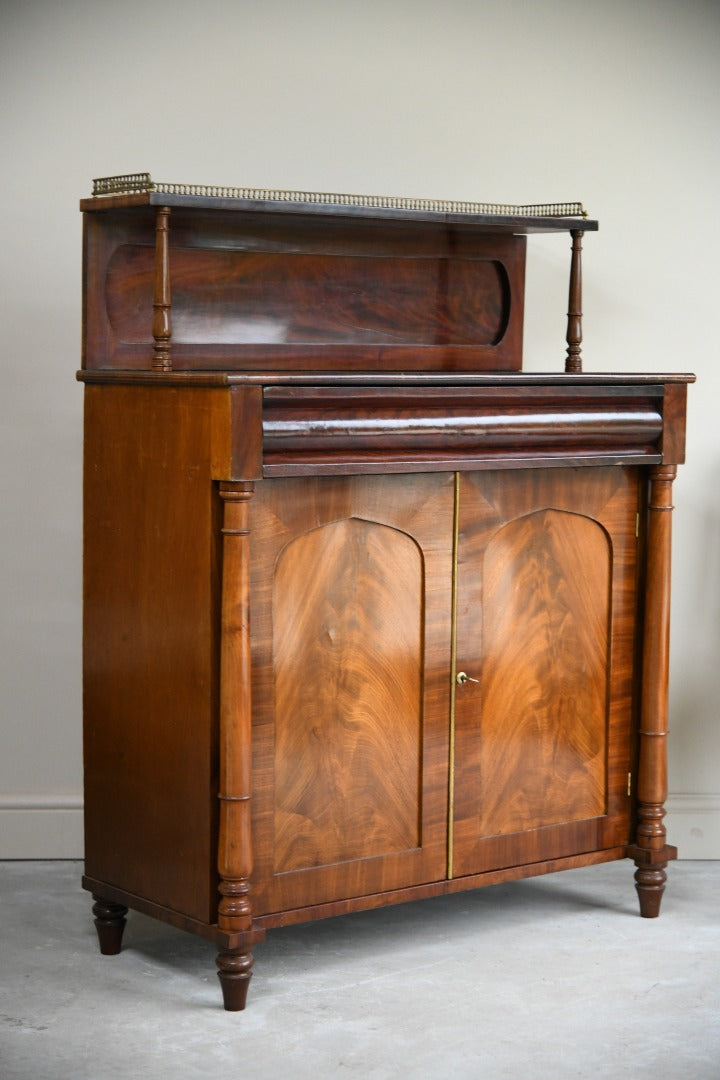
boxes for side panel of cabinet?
[83,386,225,923]
[249,473,453,916]
[452,467,639,877]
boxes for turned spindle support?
[152,206,172,371]
[565,229,584,373]
[216,481,257,1010]
[92,894,128,955]
[628,464,678,916]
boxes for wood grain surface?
[106,246,510,348]
[477,508,609,836]
[82,386,225,923]
[273,518,423,871]
[452,467,639,877]
[249,473,454,916]
[83,207,525,372]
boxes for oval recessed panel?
[105,245,510,347]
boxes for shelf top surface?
[81,174,598,233]
[77,370,695,388]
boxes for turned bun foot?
[634,865,667,919]
[92,895,128,954]
[216,950,253,1011]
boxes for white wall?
[1,0,718,858]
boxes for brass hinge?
[628,772,632,797]
[635,512,640,539]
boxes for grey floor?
[0,861,718,1080]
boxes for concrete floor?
[0,860,718,1080]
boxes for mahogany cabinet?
[79,175,692,1010]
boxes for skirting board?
[0,795,84,859]
[1,794,719,860]
[665,795,720,860]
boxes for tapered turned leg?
[628,465,678,917]
[92,894,128,954]
[216,948,254,1012]
[216,483,257,1011]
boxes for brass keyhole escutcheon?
[456,671,479,686]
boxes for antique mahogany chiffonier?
[79,173,692,1010]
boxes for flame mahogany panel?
[452,467,639,878]
[248,473,454,916]
[478,509,610,834]
[273,518,423,872]
[106,246,511,348]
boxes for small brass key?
[456,671,479,686]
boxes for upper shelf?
[81,173,598,234]
[80,174,600,375]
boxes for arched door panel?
[250,473,454,915]
[453,468,639,877]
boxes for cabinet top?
[81,173,598,234]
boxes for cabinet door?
[452,467,639,878]
[249,473,453,916]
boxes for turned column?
[152,206,172,371]
[216,481,256,1010]
[630,464,678,916]
[565,229,584,373]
